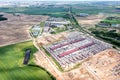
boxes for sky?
[0,0,120,1]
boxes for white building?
[45,17,70,27]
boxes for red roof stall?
[59,42,95,58]
[51,38,86,50]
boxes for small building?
[32,32,39,36]
[111,24,120,27]
[45,21,70,27]
[32,25,41,31]
[45,17,70,27]
[55,24,65,28]
[67,26,73,30]
[31,25,41,37]
[111,24,117,27]
[116,24,120,27]
[97,23,109,27]
[76,13,89,17]
[116,6,120,10]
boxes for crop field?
[102,19,120,24]
[0,41,55,80]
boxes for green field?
[0,41,55,80]
[102,19,120,24]
[0,6,115,16]
[89,28,120,47]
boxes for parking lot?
[44,31,112,70]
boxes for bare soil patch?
[0,13,49,46]
[37,31,69,46]
[83,49,120,80]
[76,14,107,28]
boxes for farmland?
[0,13,48,46]
[89,27,120,48]
[0,1,119,18]
[0,7,66,18]
[0,1,120,80]
[0,41,55,80]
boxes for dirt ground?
[76,14,107,29]
[34,48,120,80]
[0,13,49,46]
[34,50,95,80]
[37,31,69,46]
